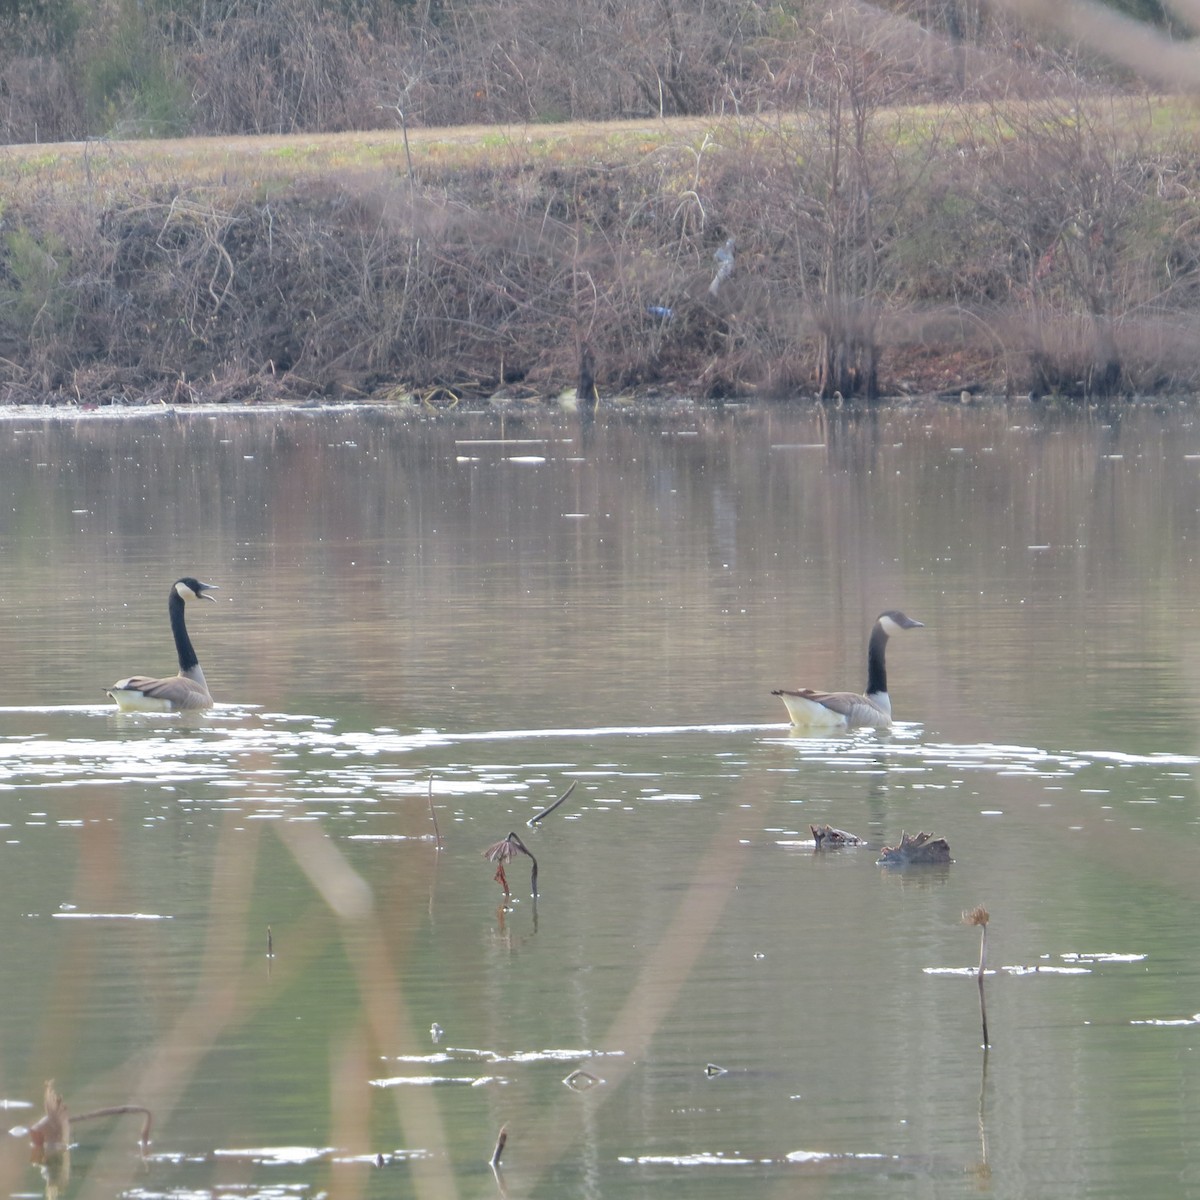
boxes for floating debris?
[877,831,950,865]
[811,824,863,848]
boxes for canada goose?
[106,577,218,712]
[772,610,924,730]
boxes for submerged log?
[876,831,951,866]
[811,824,863,848]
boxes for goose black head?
[174,578,219,602]
[877,611,923,635]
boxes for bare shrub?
[0,0,1161,143]
[694,7,947,401]
[0,54,88,142]
[8,66,1200,404]
[967,94,1172,397]
[180,1,394,134]
[413,0,777,124]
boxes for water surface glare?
[1,403,1200,1198]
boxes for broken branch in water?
[527,779,577,826]
[483,832,539,898]
[490,1123,508,1168]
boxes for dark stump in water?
[877,830,951,865]
[811,824,863,848]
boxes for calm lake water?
[1,400,1200,1199]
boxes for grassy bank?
[3,97,1200,407]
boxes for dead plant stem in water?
[490,1124,508,1168]
[428,776,442,847]
[528,779,576,826]
[483,832,538,898]
[963,905,990,1048]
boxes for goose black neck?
[169,589,200,673]
[865,621,889,697]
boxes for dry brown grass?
[0,118,724,205]
[3,95,1192,198]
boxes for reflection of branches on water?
[494,895,540,944]
[270,819,458,1195]
[491,1159,510,1200]
[24,718,781,1198]
[495,763,761,1194]
[875,860,952,891]
[491,1165,510,1200]
[971,1047,992,1184]
[819,405,882,474]
[15,777,456,1198]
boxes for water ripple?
[0,710,1191,830]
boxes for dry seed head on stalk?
[483,831,535,866]
[483,839,515,866]
[962,905,989,927]
[483,831,539,898]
